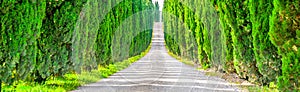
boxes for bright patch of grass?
[244,85,279,92]
[2,81,66,92]
[2,45,151,92]
[166,49,196,67]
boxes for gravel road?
[72,22,241,92]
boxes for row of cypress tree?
[0,0,155,89]
[154,1,160,22]
[163,0,299,91]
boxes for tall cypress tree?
[249,0,281,84]
[269,0,300,91]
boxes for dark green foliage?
[214,1,235,73]
[193,0,210,68]
[269,0,299,91]
[164,0,224,70]
[222,0,260,82]
[163,0,181,55]
[0,0,155,89]
[130,30,152,56]
[36,0,87,81]
[164,0,299,91]
[163,0,198,64]
[101,0,154,63]
[0,0,47,84]
[249,0,281,84]
[163,0,181,56]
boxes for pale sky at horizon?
[152,0,164,11]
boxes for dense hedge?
[0,0,49,85]
[248,0,281,84]
[215,0,261,83]
[0,0,155,90]
[269,0,299,90]
[163,0,299,91]
[163,0,198,65]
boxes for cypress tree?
[249,0,281,84]
[0,0,154,87]
[163,0,299,91]
[269,0,300,91]
[212,1,235,73]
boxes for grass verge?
[242,85,279,92]
[165,47,196,67]
[1,45,151,92]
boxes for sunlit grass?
[243,85,279,92]
[166,47,196,67]
[2,45,151,92]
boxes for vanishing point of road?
[72,22,240,92]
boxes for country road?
[72,22,241,92]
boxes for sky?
[152,0,164,11]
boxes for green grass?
[1,45,151,92]
[167,51,195,66]
[243,84,279,92]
